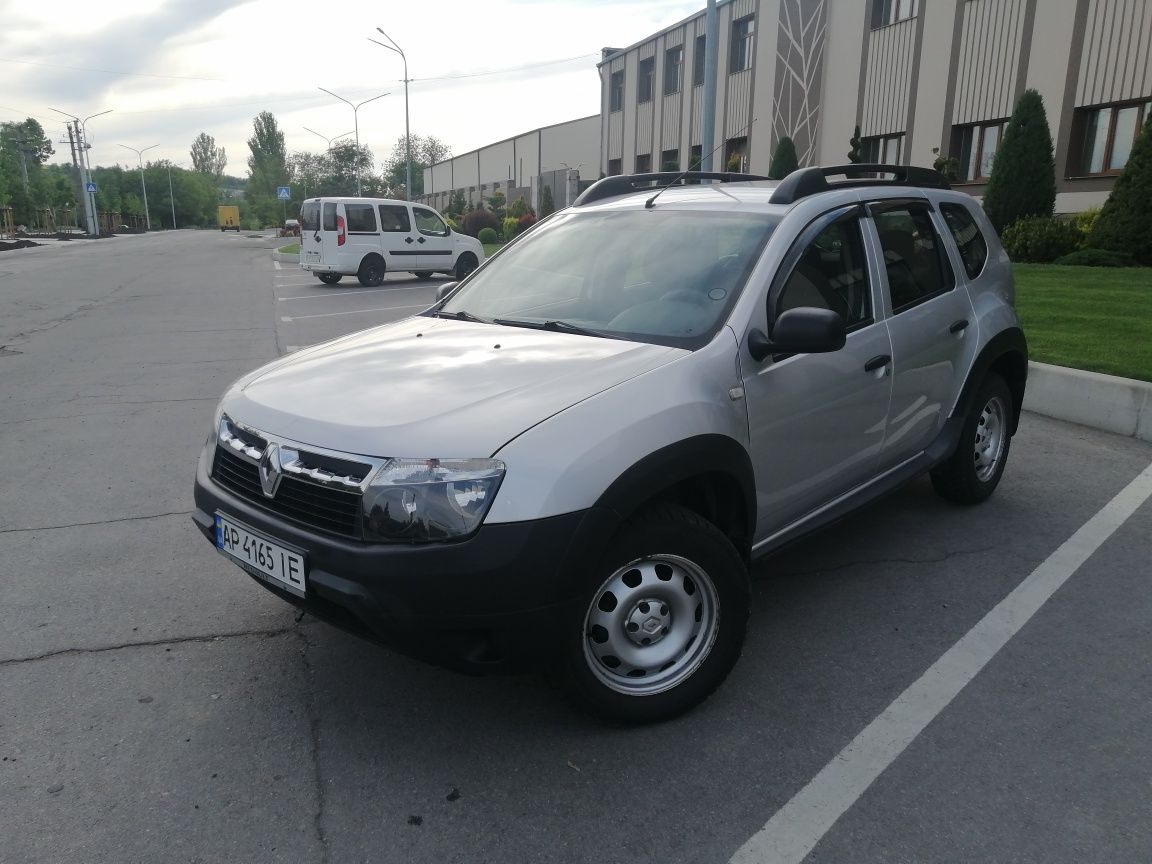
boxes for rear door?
[377,203,419,271]
[411,205,456,271]
[299,200,323,268]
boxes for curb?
[1024,361,1152,444]
[272,251,300,263]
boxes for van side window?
[322,202,337,231]
[379,205,411,233]
[300,202,320,232]
[940,202,989,279]
[414,207,448,237]
[345,203,377,233]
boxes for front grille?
[212,446,363,539]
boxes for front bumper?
[193,451,619,672]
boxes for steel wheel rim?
[974,395,1006,482]
[582,554,720,696]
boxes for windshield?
[435,209,778,349]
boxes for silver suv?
[193,165,1027,724]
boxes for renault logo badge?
[258,443,283,498]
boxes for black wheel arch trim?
[952,326,1028,436]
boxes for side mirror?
[748,307,846,362]
[435,281,458,302]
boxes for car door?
[740,205,894,538]
[377,203,418,269]
[865,198,978,469]
[411,205,455,271]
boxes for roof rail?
[769,164,949,205]
[573,171,771,207]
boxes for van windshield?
[300,202,320,232]
[435,209,778,350]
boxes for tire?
[563,503,749,724]
[931,372,1014,504]
[414,271,435,280]
[357,255,386,287]
[454,253,478,281]
[317,272,342,285]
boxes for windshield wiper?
[493,318,612,339]
[428,309,490,323]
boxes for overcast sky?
[1,0,701,177]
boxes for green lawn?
[1013,263,1152,382]
[482,242,504,258]
[277,243,299,254]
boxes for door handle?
[405,236,414,244]
[949,319,969,334]
[864,354,891,373]
[417,237,426,244]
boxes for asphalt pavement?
[1,230,1150,864]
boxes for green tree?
[0,118,55,223]
[246,112,288,226]
[769,137,799,179]
[1087,115,1152,264]
[448,189,467,217]
[538,185,555,219]
[981,89,1056,233]
[190,132,227,183]
[382,134,452,198]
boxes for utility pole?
[701,0,718,171]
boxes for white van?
[298,197,484,286]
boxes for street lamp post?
[369,28,412,201]
[118,143,159,230]
[303,126,355,151]
[316,89,389,196]
[166,162,182,230]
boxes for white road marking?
[730,459,1152,864]
[273,260,282,270]
[277,285,435,301]
[281,303,430,322]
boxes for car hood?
[222,316,685,457]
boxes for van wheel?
[563,503,749,724]
[414,271,434,280]
[357,255,385,287]
[931,372,1014,504]
[454,253,478,281]
[317,273,342,285]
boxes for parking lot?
[2,230,1150,863]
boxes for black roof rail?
[769,164,950,205]
[573,171,771,206]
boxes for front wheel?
[317,272,342,285]
[931,372,1014,504]
[454,253,478,281]
[357,255,385,287]
[563,503,749,724]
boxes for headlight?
[362,458,505,543]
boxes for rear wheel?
[931,372,1014,504]
[357,255,385,287]
[563,503,749,724]
[454,253,478,281]
[414,271,434,280]
[317,272,342,285]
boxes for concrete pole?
[167,164,177,229]
[701,0,719,171]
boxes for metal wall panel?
[637,101,655,153]
[663,96,683,150]
[607,56,625,160]
[861,16,917,135]
[726,71,754,138]
[1077,0,1152,106]
[953,0,1026,124]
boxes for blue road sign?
[85,182,97,193]
[276,186,291,200]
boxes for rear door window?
[872,203,955,312]
[300,202,320,232]
[378,205,411,232]
[322,202,337,231]
[345,203,378,233]
[940,202,989,279]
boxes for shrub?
[517,213,537,234]
[982,89,1057,233]
[1001,216,1081,263]
[477,227,497,244]
[1087,115,1152,265]
[508,197,529,219]
[1072,208,1101,241]
[502,216,519,240]
[460,208,500,238]
[444,215,460,233]
[539,185,555,219]
[1053,248,1138,267]
[769,137,798,179]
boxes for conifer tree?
[1087,115,1152,264]
[769,137,799,180]
[981,89,1056,233]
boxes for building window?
[693,35,706,86]
[638,58,655,104]
[955,121,1006,181]
[610,70,624,112]
[1072,100,1152,175]
[661,148,680,171]
[730,16,755,74]
[861,133,904,164]
[689,144,703,170]
[664,46,683,95]
[871,0,917,28]
[636,153,652,173]
[608,158,623,176]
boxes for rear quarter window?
[322,202,337,231]
[300,202,320,232]
[940,202,989,279]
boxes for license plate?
[215,513,306,597]
[304,250,320,261]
